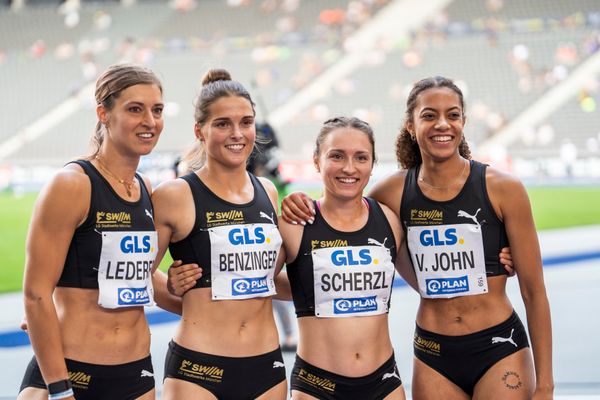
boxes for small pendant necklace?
[95,156,135,197]
[418,159,468,190]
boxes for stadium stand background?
[1,1,600,398]
[0,0,599,188]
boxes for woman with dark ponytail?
[282,76,552,399]
[154,69,287,399]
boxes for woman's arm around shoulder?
[23,165,90,384]
[280,191,315,225]
[486,166,554,398]
[368,169,407,217]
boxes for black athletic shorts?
[290,353,402,400]
[164,340,286,400]
[19,355,155,399]
[414,310,530,395]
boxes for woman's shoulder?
[50,162,91,194]
[370,199,402,244]
[153,176,191,199]
[368,169,408,214]
[484,164,525,193]
[256,175,277,196]
[33,163,91,223]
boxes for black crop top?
[400,159,509,277]
[287,197,397,318]
[168,172,279,290]
[58,160,155,288]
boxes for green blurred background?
[2,187,600,293]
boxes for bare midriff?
[55,287,150,364]
[297,314,394,377]
[174,288,280,357]
[416,275,513,335]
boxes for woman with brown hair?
[155,69,287,400]
[282,76,551,399]
[280,116,407,399]
[19,63,183,400]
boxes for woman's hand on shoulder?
[280,191,315,225]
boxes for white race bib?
[312,244,394,318]
[209,223,281,300]
[407,224,488,299]
[97,231,157,309]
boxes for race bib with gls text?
[312,244,394,318]
[97,231,157,308]
[209,223,281,300]
[407,224,487,299]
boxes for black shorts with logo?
[414,310,530,395]
[290,353,402,400]
[19,355,155,399]
[164,340,286,400]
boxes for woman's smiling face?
[315,127,374,200]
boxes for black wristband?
[47,379,72,395]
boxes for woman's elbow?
[23,286,51,312]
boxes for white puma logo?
[491,328,517,347]
[140,369,154,377]
[382,371,400,381]
[273,361,285,368]
[367,237,388,248]
[260,211,275,225]
[145,209,154,222]
[457,208,483,226]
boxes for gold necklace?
[95,156,135,197]
[418,159,468,190]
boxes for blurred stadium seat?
[0,0,598,188]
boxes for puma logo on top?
[457,208,484,226]
[145,209,154,222]
[367,237,388,248]
[260,211,275,225]
[491,328,517,347]
[273,361,285,368]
